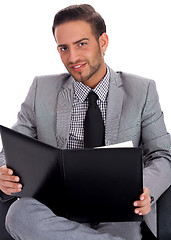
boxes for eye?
[59,46,68,52]
[78,42,87,47]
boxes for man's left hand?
[133,187,151,215]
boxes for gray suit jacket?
[1,67,171,236]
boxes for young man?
[0,4,171,240]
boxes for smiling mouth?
[71,63,86,71]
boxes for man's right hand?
[0,165,22,195]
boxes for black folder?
[0,125,143,222]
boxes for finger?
[134,194,151,216]
[134,204,151,215]
[0,184,22,195]
[1,173,20,182]
[134,196,151,208]
[140,187,149,201]
[133,187,149,206]
[0,178,22,189]
[0,178,22,195]
[0,165,13,176]
[0,166,20,183]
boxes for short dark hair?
[52,4,106,40]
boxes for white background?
[0,0,171,149]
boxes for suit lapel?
[105,69,124,145]
[56,68,123,148]
[56,76,74,149]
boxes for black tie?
[84,91,105,148]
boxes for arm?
[12,77,38,138]
[141,80,171,201]
[133,80,171,215]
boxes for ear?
[99,33,109,55]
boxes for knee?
[5,197,36,235]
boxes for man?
[0,4,171,240]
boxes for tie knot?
[87,91,98,105]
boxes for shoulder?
[109,69,158,103]
[118,71,155,87]
[34,73,72,87]
[26,73,74,101]
[30,73,74,96]
[115,71,157,98]
[108,67,156,91]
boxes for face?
[54,20,108,88]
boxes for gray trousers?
[5,198,142,240]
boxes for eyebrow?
[58,38,89,48]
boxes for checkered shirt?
[66,67,110,149]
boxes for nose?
[69,48,80,64]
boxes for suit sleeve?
[12,77,38,137]
[141,80,171,202]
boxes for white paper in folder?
[97,141,134,148]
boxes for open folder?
[0,125,143,222]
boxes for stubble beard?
[77,60,102,84]
[66,48,103,84]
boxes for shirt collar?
[74,66,110,103]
